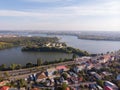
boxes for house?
[0,86,9,90]
[45,67,57,77]
[29,73,37,81]
[104,86,113,90]
[31,87,39,90]
[117,74,120,80]
[56,65,68,73]
[78,77,83,82]
[104,81,119,90]
[63,80,69,85]
[89,84,98,90]
[90,72,102,80]
[45,79,52,86]
[99,54,111,63]
[36,72,47,82]
[110,56,115,61]
[65,87,70,90]
[73,65,86,73]
[85,63,93,70]
[96,84,103,90]
[0,81,7,87]
[102,71,112,76]
[73,66,79,73]
[74,56,91,65]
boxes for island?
[22,42,89,56]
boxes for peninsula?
[0,36,89,56]
[22,42,89,56]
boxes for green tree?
[3,71,10,80]
[37,58,42,66]
[26,62,33,68]
[0,64,6,70]
[72,54,77,60]
[62,73,68,80]
[61,82,68,90]
[16,64,22,69]
[19,79,27,87]
[10,64,17,70]
[59,58,63,62]
[97,80,104,87]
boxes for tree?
[62,73,68,80]
[97,80,104,87]
[19,79,27,87]
[61,82,68,90]
[26,62,33,68]
[37,58,42,66]
[59,58,63,62]
[16,64,22,69]
[72,54,77,60]
[10,64,17,70]
[4,72,9,79]
[0,64,6,70]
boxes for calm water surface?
[58,35,120,54]
[0,47,72,66]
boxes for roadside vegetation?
[0,56,74,71]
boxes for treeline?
[22,46,89,56]
[0,58,72,71]
[78,35,120,41]
[0,36,58,49]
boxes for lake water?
[0,47,72,66]
[0,33,120,66]
[58,35,120,54]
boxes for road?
[0,60,75,80]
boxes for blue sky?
[0,0,120,31]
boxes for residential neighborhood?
[0,51,120,90]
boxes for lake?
[0,47,72,66]
[0,33,120,66]
[58,35,120,54]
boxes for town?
[0,51,120,90]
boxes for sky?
[0,0,120,31]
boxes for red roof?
[56,65,67,70]
[79,77,83,81]
[104,86,113,90]
[103,55,111,60]
[66,87,70,90]
[0,86,9,90]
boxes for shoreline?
[46,33,120,41]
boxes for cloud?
[0,0,120,17]
[59,0,120,16]
[0,10,43,16]
[22,0,71,3]
[0,2,120,17]
[0,0,120,30]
